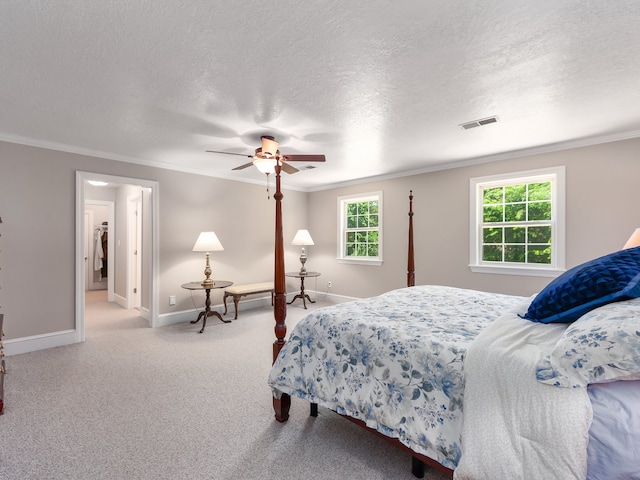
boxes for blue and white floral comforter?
[268,285,524,469]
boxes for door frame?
[75,171,160,343]
[126,193,142,309]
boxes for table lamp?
[623,228,640,249]
[192,231,224,287]
[292,229,314,275]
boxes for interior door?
[135,196,142,309]
[127,193,143,310]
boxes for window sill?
[337,258,383,266]
[469,264,564,278]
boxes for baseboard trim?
[306,290,357,305]
[4,293,356,355]
[3,329,77,356]
[158,294,290,327]
[157,310,201,327]
[114,293,127,309]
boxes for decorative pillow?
[521,246,640,324]
[536,298,640,387]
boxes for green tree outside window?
[345,200,379,258]
[481,181,552,265]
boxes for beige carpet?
[0,290,450,480]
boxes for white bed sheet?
[587,380,640,479]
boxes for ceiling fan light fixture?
[261,136,279,157]
[253,157,278,174]
[208,135,325,176]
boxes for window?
[337,191,383,265]
[469,167,565,277]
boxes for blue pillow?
[520,246,640,323]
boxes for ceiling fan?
[206,135,325,174]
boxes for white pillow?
[536,297,640,387]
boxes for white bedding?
[587,380,640,479]
[454,297,593,480]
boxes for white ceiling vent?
[459,116,499,130]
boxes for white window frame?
[469,166,566,277]
[337,191,383,266]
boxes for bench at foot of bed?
[223,282,274,319]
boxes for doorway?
[85,201,114,297]
[75,172,159,344]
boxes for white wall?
[307,137,640,298]
[2,135,639,344]
[0,141,307,341]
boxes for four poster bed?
[267,168,640,479]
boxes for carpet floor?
[0,290,450,480]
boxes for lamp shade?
[292,229,314,246]
[192,231,224,252]
[623,228,640,249]
[261,136,280,156]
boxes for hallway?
[84,290,146,338]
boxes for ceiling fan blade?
[280,162,299,174]
[206,150,252,158]
[281,154,326,162]
[232,161,255,171]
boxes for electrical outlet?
[327,281,333,289]
[169,295,176,306]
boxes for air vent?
[459,116,499,130]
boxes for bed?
[266,179,640,479]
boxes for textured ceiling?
[2,1,640,190]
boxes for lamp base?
[201,253,213,287]
[299,251,308,276]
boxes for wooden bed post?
[407,190,415,288]
[272,162,291,422]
